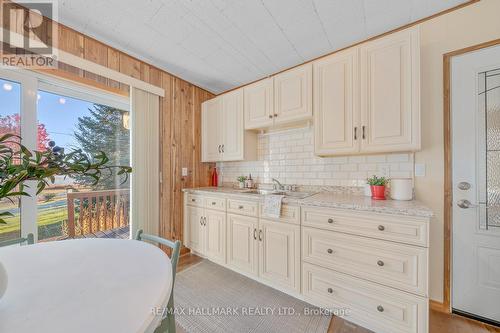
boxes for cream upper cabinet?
[314,48,359,156]
[244,78,274,129]
[204,209,226,265]
[202,91,256,162]
[201,97,222,162]
[274,64,312,125]
[221,90,244,161]
[360,27,420,153]
[259,219,300,292]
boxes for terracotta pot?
[370,185,386,200]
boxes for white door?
[313,48,360,155]
[201,97,222,162]
[258,220,300,292]
[360,27,420,153]
[221,90,243,161]
[244,78,274,130]
[186,206,205,255]
[274,64,312,125]
[452,44,500,323]
[204,209,226,264]
[227,213,258,276]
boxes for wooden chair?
[136,230,181,333]
[0,233,34,247]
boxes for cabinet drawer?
[227,199,259,217]
[186,194,204,207]
[301,206,429,247]
[260,204,300,224]
[205,197,226,211]
[302,227,427,296]
[302,263,428,333]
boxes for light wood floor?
[177,254,500,333]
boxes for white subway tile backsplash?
[216,127,415,186]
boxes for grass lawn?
[0,201,68,234]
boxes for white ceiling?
[57,0,469,93]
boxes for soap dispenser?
[246,174,254,189]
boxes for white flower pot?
[0,261,7,300]
[238,182,245,189]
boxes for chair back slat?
[0,233,35,247]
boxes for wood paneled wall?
[1,1,215,245]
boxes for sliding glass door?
[0,69,131,243]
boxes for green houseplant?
[236,176,247,189]
[0,134,132,224]
[366,175,389,200]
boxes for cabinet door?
[314,48,359,156]
[227,213,258,276]
[274,63,312,125]
[202,97,222,162]
[259,220,300,292]
[360,27,420,153]
[222,90,244,161]
[204,209,226,264]
[186,206,205,255]
[244,78,274,129]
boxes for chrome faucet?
[272,178,285,191]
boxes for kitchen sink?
[243,189,315,199]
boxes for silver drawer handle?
[191,198,196,202]
[378,225,385,231]
[377,260,385,267]
[377,305,384,312]
[327,218,334,224]
[238,205,244,209]
[327,249,333,254]
[327,288,333,294]
[212,202,216,205]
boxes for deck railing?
[66,189,130,238]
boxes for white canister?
[390,178,413,201]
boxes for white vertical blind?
[131,88,160,238]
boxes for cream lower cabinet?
[259,219,300,292]
[204,210,226,264]
[185,197,226,265]
[227,213,259,276]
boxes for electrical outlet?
[182,167,188,177]
[415,163,426,177]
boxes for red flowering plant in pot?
[366,175,389,200]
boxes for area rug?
[174,261,331,333]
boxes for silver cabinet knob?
[377,305,384,312]
[457,199,477,209]
[377,260,385,267]
[268,115,273,119]
[327,288,333,294]
[328,218,334,224]
[378,225,385,231]
[327,249,333,254]
[458,182,471,190]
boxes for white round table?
[0,238,172,333]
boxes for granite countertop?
[183,187,433,218]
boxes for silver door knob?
[457,199,477,209]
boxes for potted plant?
[366,175,389,200]
[236,176,247,189]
